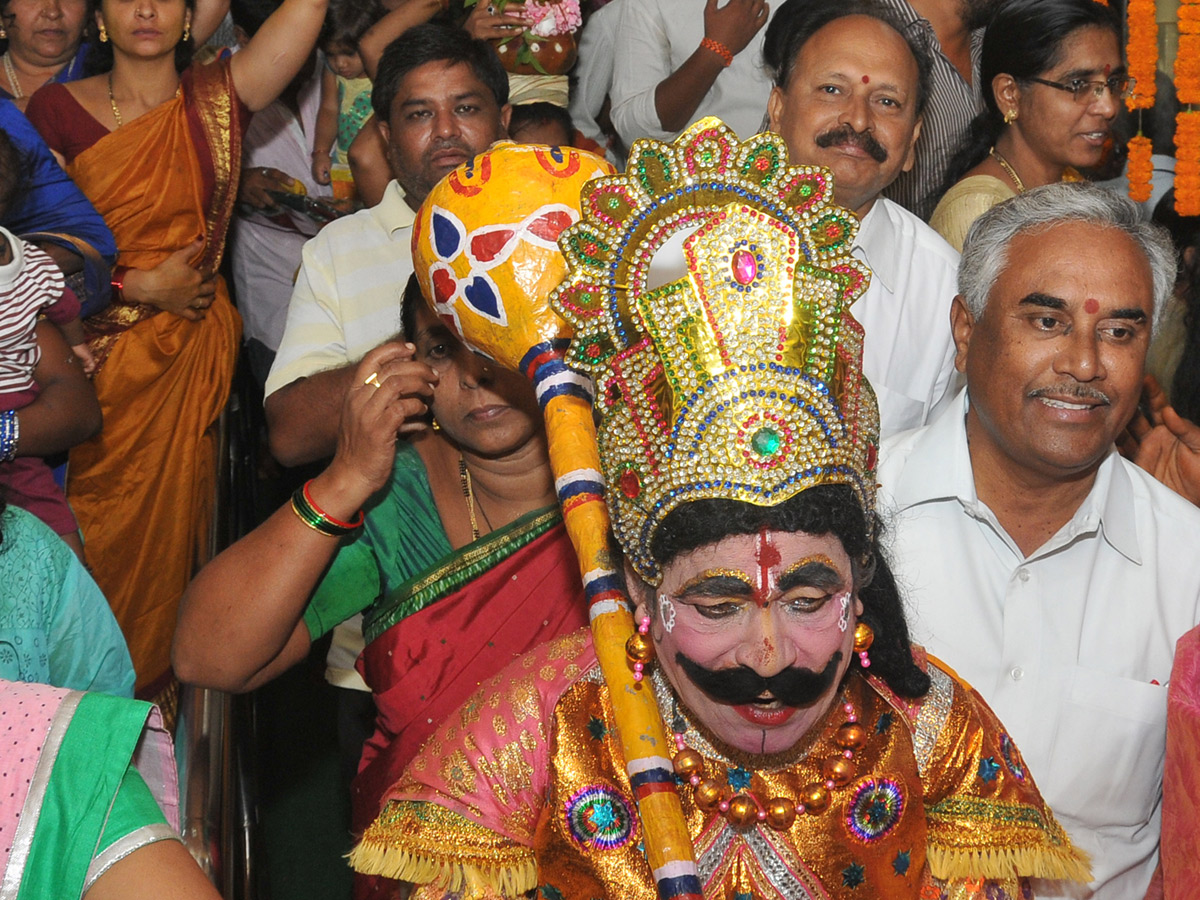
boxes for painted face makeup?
[754,527,782,606]
[648,530,862,756]
[659,595,677,633]
[837,591,851,632]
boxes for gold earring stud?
[98,22,108,41]
[182,22,190,41]
[1003,109,1017,125]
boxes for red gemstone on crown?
[732,249,757,285]
[619,469,641,499]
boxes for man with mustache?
[764,0,962,437]
[264,24,512,468]
[878,183,1200,900]
[350,128,1089,900]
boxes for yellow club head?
[412,141,615,372]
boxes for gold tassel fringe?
[926,842,1092,884]
[349,839,539,899]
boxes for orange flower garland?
[1176,113,1200,215]
[1127,136,1154,202]
[1124,0,1156,203]
[1178,1,1200,213]
[1125,0,1156,111]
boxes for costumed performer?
[350,120,1092,900]
[176,144,620,846]
[23,0,328,701]
[0,678,221,899]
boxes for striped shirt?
[264,181,415,398]
[0,226,72,396]
[877,0,984,221]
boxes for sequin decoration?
[846,778,905,842]
[842,863,866,888]
[978,757,1001,784]
[1000,734,1026,781]
[563,785,636,850]
[550,118,879,584]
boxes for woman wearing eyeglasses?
[929,0,1126,251]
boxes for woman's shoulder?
[25,79,108,160]
[929,175,1015,253]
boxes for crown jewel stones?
[551,118,880,583]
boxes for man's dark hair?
[509,101,575,146]
[763,0,933,118]
[371,22,509,120]
[230,0,283,39]
[650,484,931,699]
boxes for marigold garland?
[1174,112,1200,215]
[1126,135,1154,202]
[1178,2,1200,105]
[1125,0,1157,111]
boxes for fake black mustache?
[814,124,888,163]
[674,651,843,708]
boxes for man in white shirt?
[878,183,1200,899]
[609,0,773,146]
[764,0,960,436]
[264,23,512,467]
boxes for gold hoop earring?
[1003,109,1017,125]
[98,22,108,42]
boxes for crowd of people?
[3,0,1200,897]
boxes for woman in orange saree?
[25,0,327,699]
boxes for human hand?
[1121,375,1200,507]
[464,0,529,40]
[703,0,769,58]
[70,342,97,376]
[326,342,440,500]
[241,165,304,208]
[123,239,217,321]
[311,151,332,186]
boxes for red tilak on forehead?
[1084,298,1100,314]
[1103,63,1112,76]
[861,75,870,84]
[754,527,782,607]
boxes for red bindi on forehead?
[1103,63,1112,76]
[861,75,870,84]
[1084,298,1100,314]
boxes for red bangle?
[302,479,365,530]
[111,264,130,302]
[700,38,733,67]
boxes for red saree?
[353,508,588,837]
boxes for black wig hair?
[371,21,508,121]
[649,484,931,699]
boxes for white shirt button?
[1017,568,1030,582]
[1010,666,1024,681]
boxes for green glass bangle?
[290,486,360,537]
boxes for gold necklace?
[3,53,23,100]
[988,146,1025,193]
[107,72,122,128]
[458,456,482,540]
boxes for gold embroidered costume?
[355,630,1087,899]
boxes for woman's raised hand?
[324,341,439,503]
[122,238,216,321]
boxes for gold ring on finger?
[364,372,383,389]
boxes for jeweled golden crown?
[552,118,880,583]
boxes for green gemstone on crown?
[751,427,781,457]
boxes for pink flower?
[526,0,582,36]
